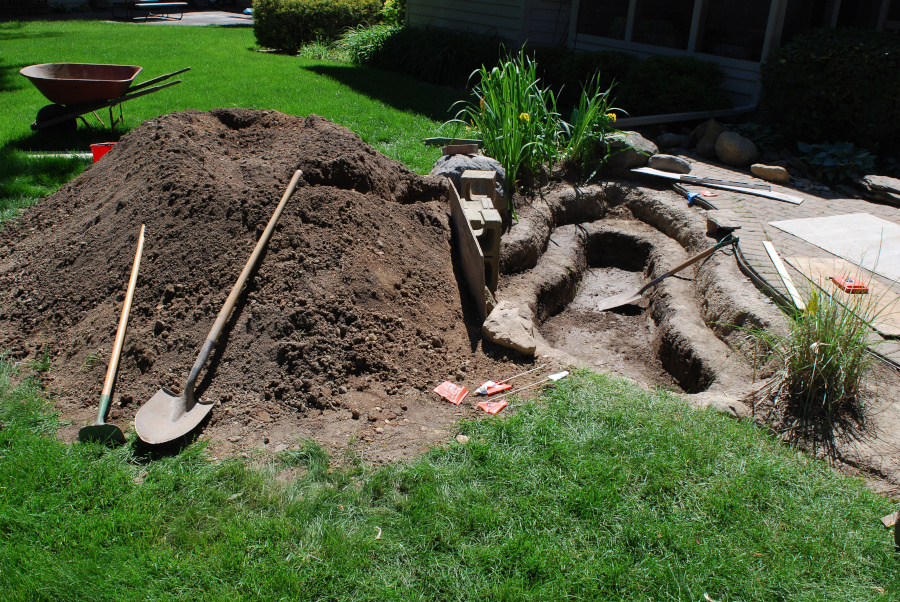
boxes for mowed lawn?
[0,19,899,601]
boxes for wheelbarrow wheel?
[35,104,77,135]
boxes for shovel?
[79,224,145,445]
[135,170,303,444]
[596,236,738,311]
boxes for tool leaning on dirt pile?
[134,170,304,445]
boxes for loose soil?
[0,109,548,462]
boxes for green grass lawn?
[0,19,465,221]
[1,19,899,600]
[1,358,898,600]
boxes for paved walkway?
[639,154,900,365]
[7,8,252,25]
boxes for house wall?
[570,34,761,105]
[407,0,524,41]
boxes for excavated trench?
[495,181,782,402]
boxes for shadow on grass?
[0,57,34,94]
[303,63,466,124]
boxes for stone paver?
[637,155,900,365]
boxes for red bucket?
[90,142,116,162]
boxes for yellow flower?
[607,112,617,122]
[479,96,485,114]
[519,112,530,123]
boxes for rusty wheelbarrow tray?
[20,63,190,132]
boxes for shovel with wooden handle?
[134,170,303,445]
[79,224,145,445]
[596,236,739,311]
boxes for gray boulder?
[656,133,690,149]
[482,301,536,356]
[607,131,658,169]
[648,154,691,174]
[430,154,505,200]
[693,119,728,159]
[715,132,760,167]
[750,163,790,184]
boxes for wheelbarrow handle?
[129,67,191,93]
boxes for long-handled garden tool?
[596,236,739,311]
[78,224,145,444]
[134,170,303,444]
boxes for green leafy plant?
[337,23,401,64]
[379,0,405,25]
[743,286,877,443]
[451,51,563,213]
[797,141,876,184]
[733,122,783,153]
[761,28,900,150]
[560,74,625,179]
[252,0,381,53]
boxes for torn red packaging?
[476,399,508,414]
[830,275,869,294]
[474,381,513,395]
[434,381,468,405]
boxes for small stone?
[648,154,691,174]
[374,427,384,434]
[692,119,728,158]
[351,408,360,419]
[163,284,176,302]
[455,434,470,445]
[228,435,241,443]
[750,163,790,184]
[431,335,443,348]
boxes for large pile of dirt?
[0,109,527,457]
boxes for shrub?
[253,0,381,53]
[531,47,639,111]
[617,55,731,116]
[339,25,505,87]
[380,0,405,25]
[338,23,401,64]
[797,141,876,185]
[761,28,900,151]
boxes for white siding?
[572,34,761,105]
[523,0,574,46]
[407,0,524,41]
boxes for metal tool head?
[134,388,213,445]
[596,291,643,312]
[78,422,126,445]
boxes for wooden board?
[632,167,804,205]
[449,184,488,321]
[786,257,900,337]
[763,241,806,311]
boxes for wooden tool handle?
[97,225,145,419]
[638,236,738,295]
[184,170,303,395]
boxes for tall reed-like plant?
[561,74,625,179]
[451,51,562,213]
[744,286,877,430]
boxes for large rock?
[482,301,536,356]
[430,154,505,200]
[607,132,658,169]
[656,132,690,149]
[715,132,760,167]
[648,154,691,174]
[750,163,790,184]
[692,119,728,159]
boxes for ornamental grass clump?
[744,286,879,447]
[451,51,563,213]
[560,74,625,179]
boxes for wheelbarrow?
[20,63,190,134]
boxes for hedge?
[253,0,381,53]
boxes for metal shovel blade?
[596,290,644,312]
[78,422,126,445]
[134,388,213,445]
